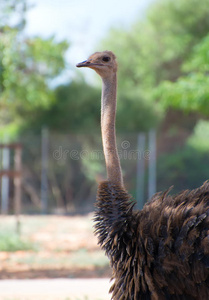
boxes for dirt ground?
[0,215,112,280]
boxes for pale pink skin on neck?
[101,74,124,187]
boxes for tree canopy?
[0,0,68,136]
[156,34,209,114]
[2,0,209,136]
[100,0,209,117]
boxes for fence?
[0,130,157,214]
[1,127,209,215]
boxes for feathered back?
[94,181,209,299]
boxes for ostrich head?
[76,51,117,78]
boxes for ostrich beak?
[76,60,103,68]
[76,60,90,68]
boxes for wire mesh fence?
[0,131,153,214]
[1,127,209,215]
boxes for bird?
[77,51,209,300]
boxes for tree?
[156,34,209,114]
[0,0,68,136]
[100,0,209,118]
[22,81,101,133]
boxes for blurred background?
[1,0,209,299]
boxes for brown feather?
[94,181,209,299]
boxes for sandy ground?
[0,215,111,279]
[0,278,111,300]
[0,216,112,299]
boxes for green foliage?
[101,0,209,121]
[156,73,209,114]
[157,146,209,194]
[158,119,209,193]
[117,90,162,132]
[153,2,209,114]
[21,81,101,133]
[0,32,68,109]
[24,78,162,134]
[187,120,209,152]
[183,35,209,73]
[0,231,36,251]
[156,33,209,114]
[0,0,69,135]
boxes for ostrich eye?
[102,56,110,62]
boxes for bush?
[0,231,36,252]
[157,146,209,194]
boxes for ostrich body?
[77,51,209,299]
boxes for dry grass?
[0,215,111,279]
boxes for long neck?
[101,73,123,187]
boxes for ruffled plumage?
[94,181,209,299]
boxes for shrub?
[0,231,36,252]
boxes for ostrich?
[77,51,209,299]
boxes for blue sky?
[25,0,154,83]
